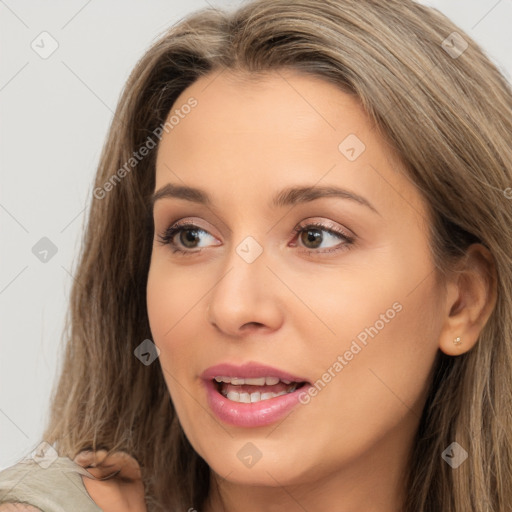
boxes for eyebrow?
[151,183,380,215]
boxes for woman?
[1,0,511,510]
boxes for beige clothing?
[0,455,102,511]
[0,450,146,512]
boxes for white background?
[1,0,511,469]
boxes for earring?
[453,336,462,345]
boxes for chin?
[199,440,322,487]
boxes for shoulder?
[0,453,101,511]
[0,505,42,511]
[0,503,41,512]
[0,449,146,512]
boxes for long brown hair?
[41,0,512,510]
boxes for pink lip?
[201,362,311,428]
[201,362,309,382]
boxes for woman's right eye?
[156,222,218,255]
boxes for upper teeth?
[213,376,292,385]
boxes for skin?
[146,69,497,512]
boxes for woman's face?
[147,69,445,492]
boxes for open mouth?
[213,376,308,404]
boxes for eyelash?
[156,220,355,256]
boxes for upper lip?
[201,362,310,383]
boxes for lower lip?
[203,379,310,428]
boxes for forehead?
[158,69,366,151]
[154,69,428,225]
[155,69,368,166]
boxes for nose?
[206,246,284,338]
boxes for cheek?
[146,260,191,389]
[274,290,440,479]
[294,238,442,438]
[146,257,204,342]
[312,296,439,458]
[146,257,209,404]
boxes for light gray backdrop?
[1,0,511,469]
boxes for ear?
[438,243,498,356]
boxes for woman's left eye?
[156,220,355,256]
[290,221,355,254]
